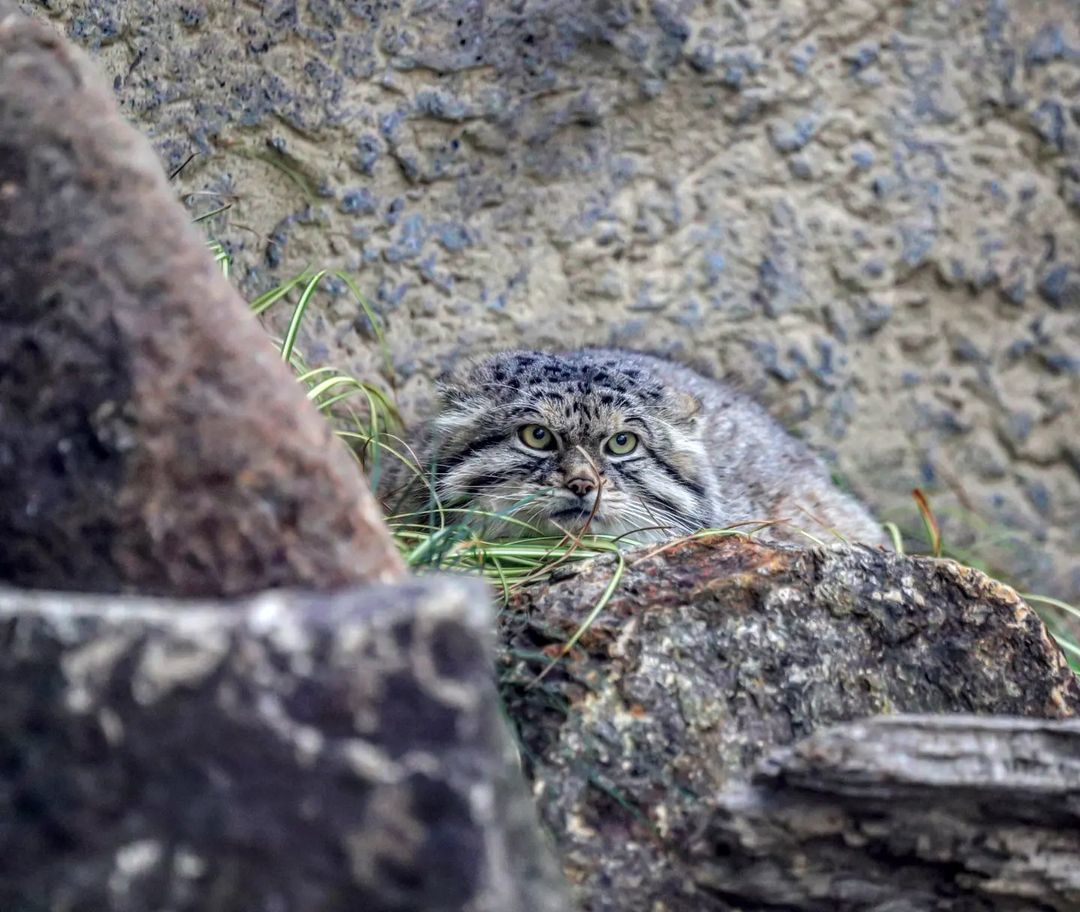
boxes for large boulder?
[0,4,402,595]
[22,0,1080,603]
[498,537,1080,911]
[0,577,570,912]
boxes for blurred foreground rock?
[0,3,402,596]
[0,578,569,912]
[499,537,1080,911]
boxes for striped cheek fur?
[420,353,712,541]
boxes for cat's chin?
[531,509,676,544]
[458,492,678,543]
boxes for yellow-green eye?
[518,424,556,451]
[605,431,638,456]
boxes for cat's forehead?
[476,351,666,404]
[527,391,632,436]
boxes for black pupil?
[533,427,545,440]
[615,434,627,446]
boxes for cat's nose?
[565,476,597,497]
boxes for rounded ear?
[671,390,703,424]
[436,358,482,404]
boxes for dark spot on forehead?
[599,392,614,405]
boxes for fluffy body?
[396,349,887,548]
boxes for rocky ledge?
[499,537,1080,911]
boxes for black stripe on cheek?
[650,452,707,499]
[611,463,641,484]
[451,454,539,495]
[436,430,512,475]
[457,473,506,494]
[643,491,690,521]
[614,465,701,523]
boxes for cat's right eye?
[518,424,557,451]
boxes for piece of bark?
[0,577,569,912]
[0,5,403,596]
[498,537,1080,912]
[692,714,1080,911]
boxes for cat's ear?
[436,358,481,405]
[671,391,703,425]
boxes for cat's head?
[422,350,711,541]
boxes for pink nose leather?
[566,476,597,497]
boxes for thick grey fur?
[400,349,887,547]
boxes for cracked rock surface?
[498,537,1080,911]
[694,714,1080,911]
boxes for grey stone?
[0,578,570,912]
[0,5,404,596]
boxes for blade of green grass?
[249,272,312,315]
[280,270,328,362]
[530,546,626,687]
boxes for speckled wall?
[23,0,1079,599]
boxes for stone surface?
[498,536,1080,912]
[694,715,1080,911]
[0,577,569,912]
[20,0,1080,602]
[0,5,403,596]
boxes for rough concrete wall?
[21,0,1080,600]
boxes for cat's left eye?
[605,431,638,456]
[518,424,557,451]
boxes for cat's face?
[424,351,711,541]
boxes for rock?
[0,5,403,596]
[694,715,1080,911]
[23,0,1080,603]
[0,577,569,912]
[498,537,1080,912]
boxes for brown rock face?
[498,537,1080,911]
[0,6,403,596]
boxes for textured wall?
[23,0,1080,599]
